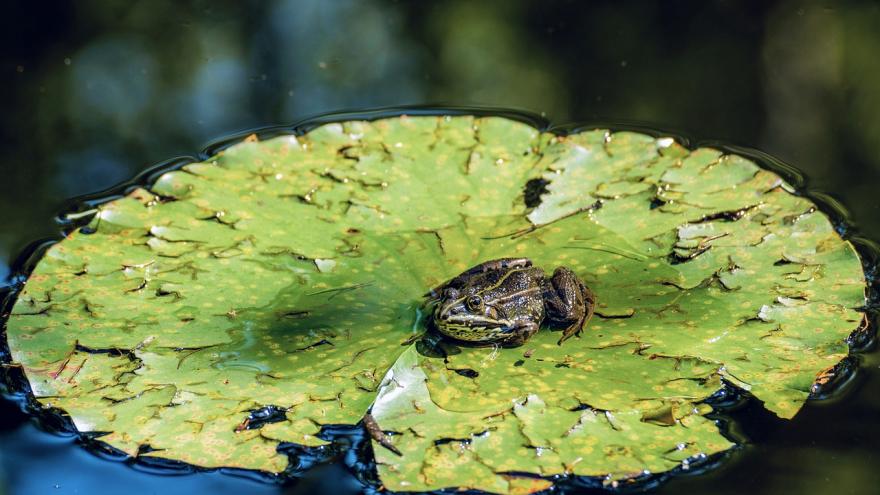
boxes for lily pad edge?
[0,106,876,492]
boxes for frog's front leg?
[498,320,539,347]
[425,258,533,299]
[544,267,595,344]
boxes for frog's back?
[484,267,545,320]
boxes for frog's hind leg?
[544,267,596,345]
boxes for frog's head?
[432,286,512,342]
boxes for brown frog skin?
[427,258,595,346]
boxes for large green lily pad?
[4,115,866,493]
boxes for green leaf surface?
[5,115,866,492]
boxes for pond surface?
[2,1,879,494]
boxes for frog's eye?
[466,295,483,311]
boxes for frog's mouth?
[437,316,517,342]
[443,315,512,329]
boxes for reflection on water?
[1,1,880,494]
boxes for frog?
[427,257,595,346]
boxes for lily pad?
[3,114,866,492]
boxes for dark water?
[2,1,880,494]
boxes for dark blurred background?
[1,1,879,494]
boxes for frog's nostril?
[439,305,456,319]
